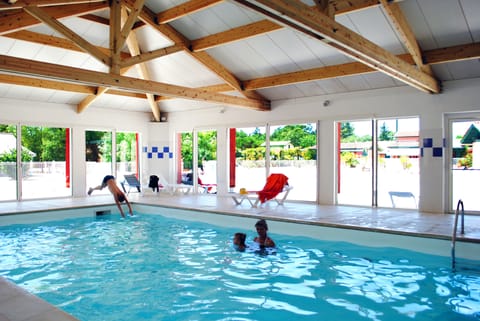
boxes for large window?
[0,124,18,201]
[230,126,267,192]
[337,118,419,209]
[449,117,480,213]
[197,129,217,193]
[115,132,139,181]
[86,130,112,195]
[229,123,317,202]
[269,123,317,202]
[0,124,71,200]
[22,125,71,199]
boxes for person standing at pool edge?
[88,175,133,218]
[254,219,275,248]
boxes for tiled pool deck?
[0,193,479,321]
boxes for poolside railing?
[451,199,465,270]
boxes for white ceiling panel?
[445,60,480,80]
[416,0,472,47]
[462,0,480,42]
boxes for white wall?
[167,78,480,213]
[0,98,152,197]
[2,78,480,213]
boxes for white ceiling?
[0,0,479,116]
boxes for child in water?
[233,232,247,251]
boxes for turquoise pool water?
[0,212,479,321]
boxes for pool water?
[0,213,479,321]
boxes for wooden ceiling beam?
[0,1,108,34]
[123,0,268,102]
[379,0,432,75]
[191,0,393,52]
[123,0,190,46]
[3,30,131,60]
[0,0,105,10]
[23,5,111,66]
[156,0,223,24]
[0,41,476,100]
[234,0,440,94]
[0,55,270,110]
[191,19,282,52]
[0,73,96,94]
[115,0,145,52]
[122,7,161,121]
[120,44,185,68]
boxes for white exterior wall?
[1,78,480,213]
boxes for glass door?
[337,120,373,206]
[0,124,17,201]
[377,118,420,209]
[196,129,217,193]
[86,130,112,195]
[229,126,267,193]
[449,118,480,213]
[269,123,317,202]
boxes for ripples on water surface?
[0,214,479,321]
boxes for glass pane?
[451,120,480,212]
[0,124,17,201]
[116,132,139,182]
[197,130,217,193]
[337,120,373,206]
[178,132,193,185]
[230,126,267,192]
[22,125,71,199]
[86,130,112,195]
[269,123,317,202]
[377,118,420,209]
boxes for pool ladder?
[451,199,465,270]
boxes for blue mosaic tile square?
[147,152,152,159]
[423,138,433,148]
[433,147,442,157]
[163,146,169,152]
[420,148,423,157]
[158,153,163,159]
[143,146,147,152]
[169,152,173,158]
[152,146,158,153]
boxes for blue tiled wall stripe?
[422,137,443,157]
[144,146,173,159]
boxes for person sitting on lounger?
[254,219,275,248]
[88,175,133,218]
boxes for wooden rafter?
[234,0,440,94]
[0,0,105,10]
[0,1,108,34]
[190,0,394,52]
[379,0,432,75]
[122,7,161,121]
[123,0,268,103]
[156,0,223,24]
[191,20,282,52]
[23,5,111,65]
[120,45,185,68]
[0,54,270,110]
[116,0,145,52]
[1,42,478,98]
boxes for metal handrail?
[451,199,465,270]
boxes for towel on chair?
[257,173,289,203]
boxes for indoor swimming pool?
[0,208,479,321]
